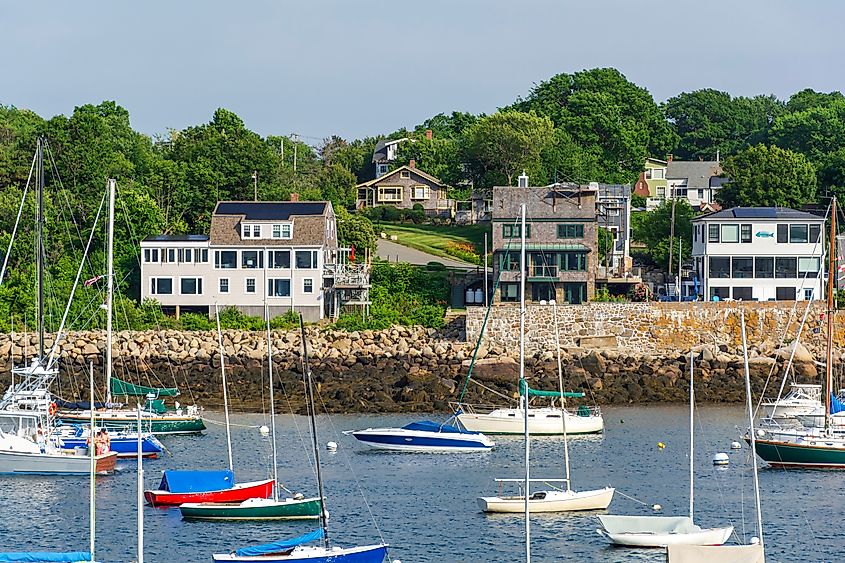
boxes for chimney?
[425,129,433,140]
[290,193,299,202]
[667,154,673,163]
[409,159,416,169]
[518,171,529,188]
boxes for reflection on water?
[0,405,836,562]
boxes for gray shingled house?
[356,163,455,218]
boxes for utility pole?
[292,134,298,174]
[668,185,677,277]
[252,171,258,201]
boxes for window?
[214,251,237,269]
[200,249,209,263]
[776,287,796,300]
[732,287,753,301]
[164,248,176,263]
[400,170,411,179]
[775,257,797,278]
[180,277,202,295]
[242,224,252,238]
[709,257,731,278]
[721,224,739,243]
[268,279,291,297]
[777,224,788,243]
[732,257,753,278]
[656,186,666,198]
[303,278,314,294]
[741,224,752,243]
[376,164,389,177]
[271,223,292,239]
[560,252,587,271]
[503,224,530,238]
[708,224,720,243]
[183,248,193,263]
[253,225,261,238]
[501,283,518,302]
[499,253,520,271]
[144,248,159,263]
[710,287,730,300]
[652,168,664,179]
[378,187,402,202]
[790,224,808,243]
[245,278,256,293]
[755,257,774,278]
[268,250,291,269]
[150,278,172,295]
[411,185,429,200]
[281,224,292,239]
[804,288,815,300]
[272,224,281,238]
[798,257,820,276]
[810,224,821,243]
[295,250,317,269]
[241,250,263,269]
[557,224,584,239]
[219,278,229,294]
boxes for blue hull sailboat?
[212,529,387,563]
[351,420,494,452]
[57,428,164,458]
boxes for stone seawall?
[0,314,834,412]
[466,301,845,356]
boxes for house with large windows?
[691,207,825,302]
[492,176,597,304]
[356,162,454,217]
[140,200,369,321]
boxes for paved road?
[376,239,477,270]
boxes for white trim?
[218,277,230,294]
[302,277,314,294]
[245,277,257,294]
[150,277,174,295]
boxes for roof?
[372,137,408,163]
[666,160,723,189]
[356,165,446,188]
[693,207,824,222]
[213,201,328,220]
[143,234,209,242]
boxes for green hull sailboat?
[180,497,323,521]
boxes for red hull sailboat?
[143,470,274,507]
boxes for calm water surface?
[0,405,836,562]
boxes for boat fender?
[49,402,58,416]
[730,441,742,450]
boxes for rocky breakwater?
[0,323,834,413]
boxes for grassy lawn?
[375,222,492,264]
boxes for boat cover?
[831,394,845,414]
[235,529,324,557]
[54,400,110,410]
[111,377,179,397]
[518,379,584,399]
[158,470,234,493]
[0,552,92,562]
[667,544,764,563]
[598,515,701,534]
[402,421,473,434]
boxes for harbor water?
[0,405,837,562]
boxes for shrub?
[381,205,401,221]
[270,310,300,330]
[628,283,652,302]
[445,241,481,264]
[180,312,214,331]
[425,261,447,271]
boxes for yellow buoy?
[657,442,666,449]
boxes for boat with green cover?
[180,496,323,521]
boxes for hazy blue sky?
[2,1,843,144]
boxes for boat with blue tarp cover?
[350,419,494,452]
[0,551,93,562]
[144,469,274,506]
[55,425,164,458]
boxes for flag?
[84,275,104,287]
[349,244,356,263]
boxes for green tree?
[462,110,554,187]
[719,144,817,208]
[631,200,694,268]
[770,99,845,161]
[336,207,377,254]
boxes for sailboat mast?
[740,310,764,546]
[137,403,144,563]
[89,361,96,561]
[688,351,694,520]
[299,314,330,549]
[825,197,836,435]
[520,203,530,563]
[105,179,115,405]
[266,312,279,502]
[215,303,234,472]
[553,301,571,491]
[36,137,45,360]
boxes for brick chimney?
[409,159,416,169]
[425,129,433,140]
[290,193,299,202]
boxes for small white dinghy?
[667,544,765,563]
[596,515,732,547]
[479,481,614,513]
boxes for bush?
[381,205,401,221]
[270,310,300,330]
[591,287,627,303]
[445,241,481,264]
[425,261,447,271]
[628,283,652,302]
[180,312,214,331]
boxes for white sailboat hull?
[478,487,614,513]
[597,515,732,547]
[457,407,603,435]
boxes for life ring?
[48,402,58,416]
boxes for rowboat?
[144,470,274,506]
[351,421,494,452]
[597,515,733,547]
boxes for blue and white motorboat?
[351,420,495,452]
[55,426,164,458]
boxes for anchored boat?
[351,420,494,452]
[144,470,274,506]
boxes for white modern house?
[691,207,825,301]
[140,201,369,321]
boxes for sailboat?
[597,351,733,547]
[145,304,274,507]
[752,196,845,467]
[667,310,766,563]
[479,204,613,513]
[0,346,103,562]
[179,309,322,521]
[212,313,389,563]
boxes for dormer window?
[400,170,411,179]
[242,224,262,239]
[272,224,293,239]
[253,225,261,238]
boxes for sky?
[2,0,844,144]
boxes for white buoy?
[259,425,270,436]
[326,441,338,451]
[712,452,730,466]
[730,441,742,450]
[652,504,662,511]
[756,429,766,438]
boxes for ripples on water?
[0,405,836,562]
